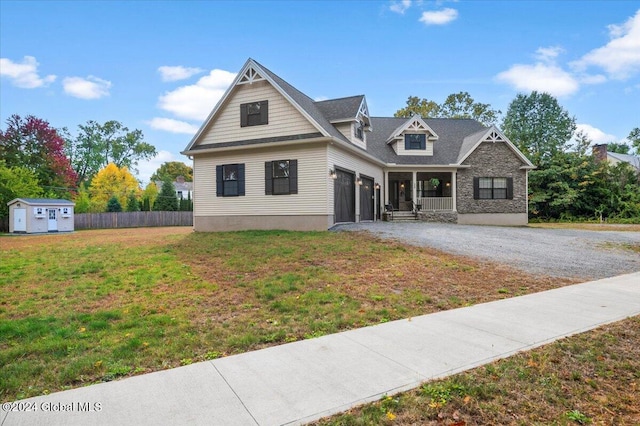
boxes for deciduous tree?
[394,92,500,125]
[502,91,576,167]
[0,161,43,219]
[0,114,77,197]
[64,120,156,184]
[88,163,140,211]
[150,161,193,182]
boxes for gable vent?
[238,66,265,85]
[484,131,505,143]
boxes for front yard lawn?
[1,227,577,402]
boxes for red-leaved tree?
[0,114,77,197]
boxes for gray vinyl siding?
[196,80,319,146]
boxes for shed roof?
[7,198,75,207]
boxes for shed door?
[48,209,58,232]
[14,208,26,232]
[359,177,374,221]
[334,170,355,223]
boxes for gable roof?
[607,151,640,169]
[367,117,488,165]
[183,59,350,153]
[385,114,439,144]
[183,58,533,170]
[456,126,535,168]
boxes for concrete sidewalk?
[2,272,639,426]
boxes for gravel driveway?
[333,222,640,280]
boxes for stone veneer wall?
[417,211,458,223]
[456,142,528,214]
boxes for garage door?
[334,169,355,223]
[359,176,374,221]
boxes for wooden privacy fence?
[74,211,193,230]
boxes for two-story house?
[182,59,534,231]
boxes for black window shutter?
[404,135,409,150]
[473,177,479,200]
[260,101,268,125]
[237,164,245,196]
[265,162,273,195]
[216,165,223,197]
[289,160,298,194]
[506,177,514,199]
[420,135,426,150]
[240,104,248,127]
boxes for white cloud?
[158,65,204,82]
[496,62,579,97]
[572,10,640,80]
[535,46,564,62]
[62,75,111,99]
[390,0,411,14]
[576,123,617,144]
[419,8,458,25]
[158,69,236,121]
[148,117,199,134]
[0,56,56,88]
[136,150,191,186]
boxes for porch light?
[400,183,404,189]
[329,169,337,179]
[374,183,380,190]
[446,182,451,187]
[356,177,363,186]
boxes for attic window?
[241,100,268,127]
[355,121,364,140]
[405,134,426,150]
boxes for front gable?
[386,115,439,157]
[457,126,534,169]
[184,60,328,153]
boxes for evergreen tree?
[107,196,122,212]
[153,177,178,211]
[126,193,140,212]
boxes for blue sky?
[2,1,639,186]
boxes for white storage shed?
[7,198,75,234]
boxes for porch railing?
[416,197,453,211]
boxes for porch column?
[412,171,417,206]
[451,171,457,211]
[384,170,389,205]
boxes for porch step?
[387,211,417,222]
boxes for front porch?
[385,171,456,212]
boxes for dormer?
[315,95,371,149]
[386,115,438,156]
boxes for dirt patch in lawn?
[1,227,579,402]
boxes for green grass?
[0,227,574,402]
[312,316,640,425]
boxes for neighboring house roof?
[183,58,533,170]
[154,181,194,191]
[608,151,640,170]
[7,198,75,206]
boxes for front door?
[359,177,374,221]
[48,209,58,232]
[334,169,355,223]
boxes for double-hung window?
[474,177,513,200]
[404,134,426,150]
[240,100,268,127]
[265,160,298,195]
[216,164,245,197]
